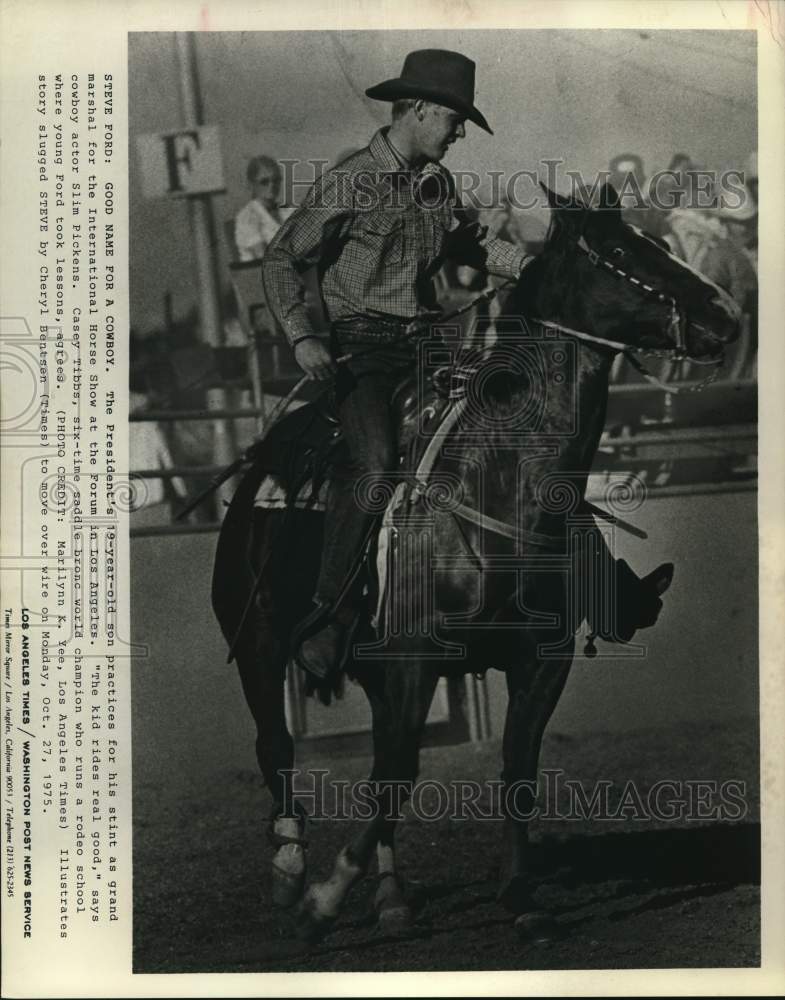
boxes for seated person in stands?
[608,152,655,232]
[235,155,294,262]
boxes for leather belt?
[332,316,412,342]
[332,311,440,343]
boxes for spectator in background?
[644,152,697,239]
[662,167,757,379]
[712,177,758,380]
[608,152,654,232]
[661,162,722,275]
[656,153,694,203]
[235,155,294,262]
[662,162,756,303]
[710,185,757,309]
[663,202,723,273]
[741,151,758,270]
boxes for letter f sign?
[163,131,200,193]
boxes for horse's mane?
[454,208,587,478]
[511,207,579,318]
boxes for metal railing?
[128,286,758,538]
[128,408,757,537]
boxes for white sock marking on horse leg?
[273,815,304,876]
[374,841,410,929]
[309,848,364,918]
[377,843,396,877]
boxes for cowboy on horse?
[261,48,534,679]
[213,46,741,938]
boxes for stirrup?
[290,600,334,656]
[293,611,362,682]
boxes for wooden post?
[174,31,237,508]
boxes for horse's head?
[520,183,741,360]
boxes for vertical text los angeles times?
[2,67,131,950]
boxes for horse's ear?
[540,182,585,233]
[540,181,574,211]
[598,182,621,212]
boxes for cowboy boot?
[615,559,674,641]
[589,559,674,644]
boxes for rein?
[261,280,516,436]
[405,361,647,554]
[409,229,732,551]
[179,223,724,526]
[175,282,512,522]
[531,316,723,395]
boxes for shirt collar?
[369,127,412,173]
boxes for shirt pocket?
[357,212,404,264]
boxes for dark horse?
[212,184,740,941]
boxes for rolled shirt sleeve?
[445,198,532,279]
[481,234,532,280]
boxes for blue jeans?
[314,335,417,606]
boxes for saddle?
[211,367,451,671]
[213,361,672,681]
[252,370,449,513]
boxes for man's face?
[415,102,466,162]
[251,166,281,208]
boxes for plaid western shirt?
[261,128,532,346]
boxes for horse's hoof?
[296,847,365,943]
[496,874,533,915]
[375,875,414,936]
[272,861,306,908]
[297,887,337,944]
[514,910,561,945]
[378,903,414,936]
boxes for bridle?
[412,227,732,556]
[575,233,688,358]
[534,229,727,395]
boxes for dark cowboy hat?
[365,49,493,135]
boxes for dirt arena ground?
[133,716,759,973]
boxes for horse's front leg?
[498,637,573,939]
[299,652,439,941]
